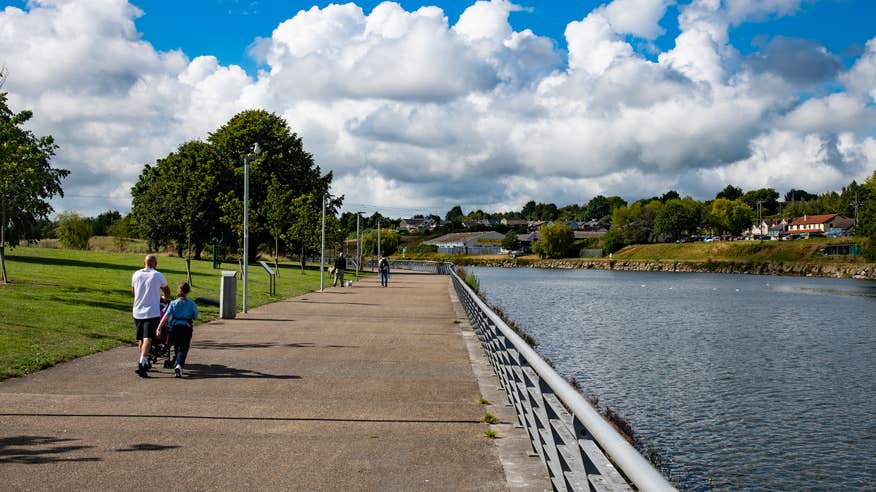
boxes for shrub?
[55,212,93,250]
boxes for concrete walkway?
[0,272,540,490]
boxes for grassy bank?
[401,237,871,265]
[0,246,330,379]
[609,237,870,263]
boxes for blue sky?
[1,0,875,216]
[134,1,872,71]
[3,0,865,76]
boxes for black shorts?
[134,317,160,341]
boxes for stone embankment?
[465,258,876,280]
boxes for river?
[469,267,876,491]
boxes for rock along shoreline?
[456,258,876,280]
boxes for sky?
[1,0,875,218]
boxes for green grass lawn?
[0,246,344,379]
[609,238,870,263]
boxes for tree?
[858,169,876,258]
[130,164,176,252]
[91,210,122,236]
[660,190,680,202]
[182,142,222,280]
[501,230,520,253]
[55,211,93,250]
[264,176,294,276]
[741,188,780,216]
[209,110,332,264]
[610,200,663,245]
[716,185,743,201]
[110,214,136,251]
[284,192,321,273]
[654,198,704,242]
[445,205,464,223]
[532,222,573,259]
[362,228,398,257]
[784,189,817,202]
[0,93,68,282]
[709,198,755,235]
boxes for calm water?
[470,267,876,491]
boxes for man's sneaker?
[135,363,149,378]
[174,367,182,378]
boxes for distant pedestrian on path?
[157,282,198,378]
[332,253,346,287]
[378,255,390,287]
[132,254,170,378]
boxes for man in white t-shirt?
[132,254,170,377]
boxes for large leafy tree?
[131,164,176,252]
[654,198,704,242]
[532,222,573,259]
[859,169,876,257]
[284,192,321,273]
[55,211,92,250]
[0,93,68,282]
[611,200,663,245]
[162,141,221,283]
[265,176,294,275]
[741,188,780,216]
[709,198,755,235]
[716,184,743,201]
[209,110,332,264]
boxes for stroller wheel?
[163,359,174,369]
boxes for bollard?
[219,271,237,319]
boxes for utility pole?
[756,200,764,241]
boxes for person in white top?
[131,254,170,377]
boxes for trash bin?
[220,271,237,319]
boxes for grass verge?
[0,246,333,379]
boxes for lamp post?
[242,142,261,313]
[320,194,327,291]
[355,211,365,280]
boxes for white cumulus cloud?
[0,0,873,217]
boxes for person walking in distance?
[132,254,170,377]
[378,255,390,287]
[157,282,198,378]
[332,252,346,287]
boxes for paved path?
[0,272,522,491]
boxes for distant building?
[788,214,853,236]
[747,218,787,238]
[399,217,437,233]
[500,218,528,231]
[424,231,505,255]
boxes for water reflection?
[472,268,876,491]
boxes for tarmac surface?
[0,271,546,491]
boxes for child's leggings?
[172,326,193,368]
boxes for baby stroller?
[148,303,175,369]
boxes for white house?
[424,231,505,255]
[787,214,853,235]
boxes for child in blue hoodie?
[157,282,198,378]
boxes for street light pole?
[320,194,327,291]
[242,142,261,313]
[377,218,381,259]
[355,212,363,280]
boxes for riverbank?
[461,257,876,279]
[408,239,876,279]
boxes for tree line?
[439,178,876,259]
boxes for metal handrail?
[392,260,676,492]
